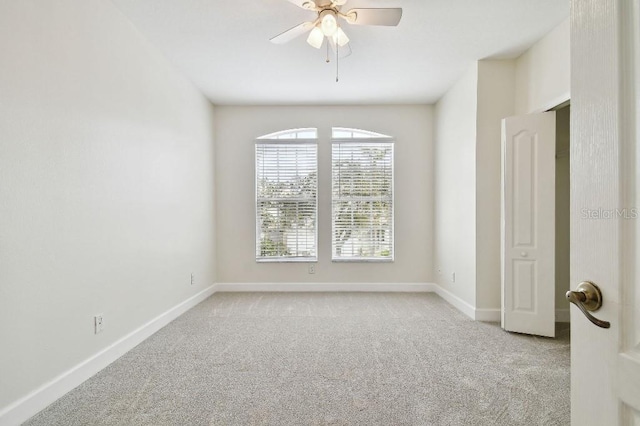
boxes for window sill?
[256,258,317,263]
[331,258,394,263]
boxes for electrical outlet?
[94,315,104,334]
[308,264,316,274]
[191,273,195,285]
[451,272,456,283]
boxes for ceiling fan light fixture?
[333,27,349,47]
[307,26,324,49]
[321,12,338,36]
[270,0,404,80]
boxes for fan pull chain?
[326,41,330,63]
[336,40,339,82]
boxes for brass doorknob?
[566,281,610,329]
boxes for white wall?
[0,0,216,416]
[515,18,570,114]
[476,60,516,310]
[435,16,569,317]
[434,64,478,307]
[514,18,571,316]
[215,105,433,284]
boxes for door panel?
[571,0,640,424]
[501,112,555,337]
[513,260,535,311]
[513,131,536,247]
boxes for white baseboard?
[431,285,476,320]
[556,309,570,323]
[431,284,569,324]
[431,285,500,322]
[214,282,436,293]
[0,285,216,426]
[215,283,497,322]
[2,281,563,425]
[475,308,501,322]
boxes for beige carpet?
[26,292,570,425]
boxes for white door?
[571,0,640,424]
[501,112,556,337]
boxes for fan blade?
[286,0,319,11]
[331,0,348,5]
[343,8,402,26]
[270,21,315,44]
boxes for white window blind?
[332,141,394,261]
[256,142,317,261]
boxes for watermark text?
[581,208,639,220]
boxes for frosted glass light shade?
[307,27,324,49]
[321,13,338,36]
[333,28,349,47]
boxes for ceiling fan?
[270,0,402,54]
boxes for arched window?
[332,127,392,139]
[255,129,318,261]
[331,128,394,261]
[258,128,318,140]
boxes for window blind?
[256,142,317,261]
[332,142,394,261]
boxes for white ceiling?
[110,0,569,105]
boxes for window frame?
[331,134,395,263]
[255,135,318,263]
[332,127,392,139]
[257,128,318,140]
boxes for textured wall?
[434,63,478,307]
[515,18,570,114]
[215,105,433,284]
[476,60,516,311]
[435,18,570,314]
[0,0,216,412]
